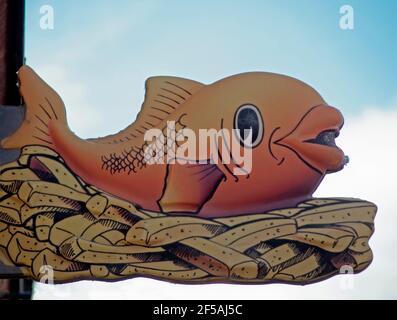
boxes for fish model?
[1,66,347,218]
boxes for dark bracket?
[0,105,24,165]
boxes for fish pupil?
[237,108,259,142]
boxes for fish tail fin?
[1,66,68,149]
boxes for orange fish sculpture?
[1,66,377,285]
[2,66,347,218]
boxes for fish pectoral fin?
[158,162,224,214]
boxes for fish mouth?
[273,104,346,174]
[305,129,340,148]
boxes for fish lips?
[273,105,346,174]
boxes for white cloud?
[33,105,397,299]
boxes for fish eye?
[234,104,264,148]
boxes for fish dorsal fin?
[135,76,204,131]
[93,76,204,144]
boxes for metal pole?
[0,0,25,166]
[0,0,30,299]
[0,0,25,105]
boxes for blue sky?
[24,1,397,299]
[25,0,397,137]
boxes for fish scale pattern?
[101,114,188,174]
